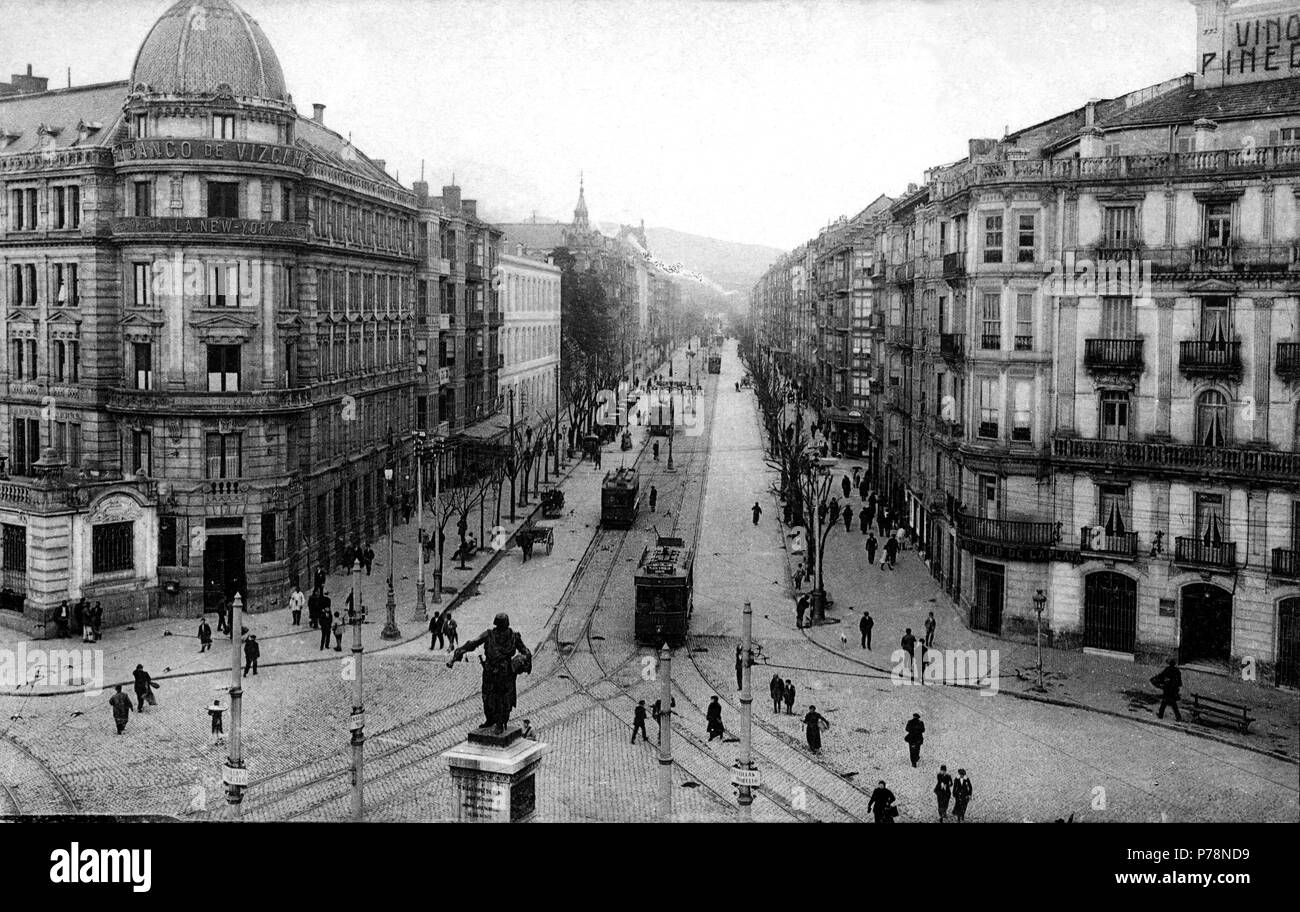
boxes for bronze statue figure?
[446,612,532,733]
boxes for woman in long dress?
[803,705,828,752]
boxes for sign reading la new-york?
[114,139,308,169]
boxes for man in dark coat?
[74,597,88,637]
[859,611,873,649]
[828,499,840,527]
[1152,658,1183,721]
[363,545,375,576]
[901,628,917,679]
[319,604,335,651]
[795,594,808,629]
[735,646,744,690]
[706,696,725,741]
[934,765,954,822]
[55,601,70,638]
[952,770,973,822]
[649,486,658,513]
[243,635,260,676]
[859,506,870,535]
[865,533,878,565]
[868,781,896,823]
[447,612,533,734]
[883,533,899,570]
[109,685,132,735]
[198,618,212,653]
[782,679,796,715]
[843,507,853,532]
[769,673,784,713]
[216,599,229,635]
[803,705,827,752]
[751,502,762,525]
[429,611,444,650]
[924,611,937,647]
[904,713,925,767]
[841,476,851,500]
[631,700,650,743]
[132,664,158,711]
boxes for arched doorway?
[1084,571,1137,653]
[1180,583,1233,667]
[1278,598,1300,689]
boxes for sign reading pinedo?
[439,613,547,822]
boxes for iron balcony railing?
[980,334,1001,351]
[1051,436,1300,484]
[1179,340,1242,376]
[957,514,1061,562]
[1276,342,1300,381]
[942,251,966,279]
[1174,536,1236,570]
[1084,338,1144,370]
[940,333,965,361]
[1272,548,1300,579]
[1080,526,1139,558]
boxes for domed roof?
[130,0,289,102]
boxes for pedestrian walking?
[208,699,226,739]
[952,770,973,822]
[735,645,744,690]
[109,685,132,735]
[649,485,658,513]
[865,533,878,566]
[868,781,897,823]
[783,679,796,715]
[803,705,828,752]
[332,613,345,651]
[55,600,70,638]
[878,509,889,536]
[901,628,917,679]
[934,765,954,821]
[844,507,853,532]
[363,546,375,576]
[319,607,335,651]
[243,635,260,676]
[769,673,784,713]
[904,713,925,767]
[1151,658,1183,721]
[90,602,103,641]
[883,533,899,570]
[653,441,660,461]
[706,696,725,741]
[792,563,805,591]
[73,597,86,638]
[216,600,229,636]
[752,502,762,525]
[308,589,321,629]
[924,611,936,647]
[859,507,869,535]
[288,585,305,626]
[841,475,852,500]
[859,611,873,649]
[132,664,159,711]
[198,618,212,653]
[428,611,444,649]
[444,616,459,649]
[828,499,840,527]
[631,700,650,743]
[795,594,808,629]
[852,467,862,487]
[314,565,327,592]
[859,479,869,501]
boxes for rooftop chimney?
[372,159,386,172]
[1085,98,1100,127]
[412,180,429,205]
[442,184,461,213]
[462,199,477,218]
[312,103,325,124]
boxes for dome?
[129,0,289,102]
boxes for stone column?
[1246,488,1268,569]
[262,260,276,388]
[167,251,185,389]
[1154,298,1176,438]
[1056,296,1078,433]
[1251,297,1272,444]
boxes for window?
[1177,136,1194,154]
[132,342,153,390]
[1200,298,1230,342]
[54,340,79,382]
[158,516,177,567]
[978,378,999,439]
[132,262,151,308]
[284,341,296,387]
[1012,380,1032,442]
[1194,492,1225,544]
[1100,296,1135,338]
[91,522,134,575]
[261,512,277,563]
[417,395,428,430]
[133,114,149,138]
[10,264,36,306]
[1204,202,1232,247]
[10,418,40,475]
[980,293,1001,349]
[207,181,239,218]
[978,474,1000,520]
[1103,206,1137,246]
[54,263,78,306]
[1270,127,1300,145]
[129,428,151,476]
[1097,484,1129,534]
[205,432,242,479]
[207,344,240,392]
[1016,213,1036,263]
[1100,391,1130,441]
[9,188,37,230]
[213,114,235,139]
[1103,142,1121,158]
[10,339,37,380]
[208,263,239,307]
[133,181,152,217]
[1196,390,1229,447]
[1015,294,1033,350]
[982,214,1003,263]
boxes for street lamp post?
[223,591,245,819]
[413,433,426,622]
[1033,589,1047,692]
[381,465,401,640]
[508,387,517,523]
[432,442,443,605]
[349,558,365,820]
[666,389,675,471]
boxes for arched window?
[1196,390,1229,447]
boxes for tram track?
[0,730,81,815]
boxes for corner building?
[0,0,417,633]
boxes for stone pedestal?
[441,725,547,822]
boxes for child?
[208,699,226,740]
[333,613,345,651]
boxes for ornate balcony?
[979,333,1001,351]
[465,263,484,282]
[1084,338,1144,372]
[1080,526,1139,559]
[957,514,1062,562]
[1276,342,1300,381]
[888,325,914,348]
[1051,436,1300,485]
[1178,340,1241,377]
[940,333,965,362]
[942,251,966,279]
[1272,548,1300,579]
[106,388,312,416]
[1174,536,1237,571]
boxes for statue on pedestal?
[447,612,532,734]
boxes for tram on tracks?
[600,466,641,528]
[634,536,695,645]
[706,350,721,374]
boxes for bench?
[1188,693,1255,733]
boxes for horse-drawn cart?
[541,488,565,518]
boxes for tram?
[646,390,675,436]
[634,536,695,645]
[600,466,641,528]
[706,350,722,374]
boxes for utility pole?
[414,434,426,621]
[508,387,517,523]
[350,558,365,820]
[381,465,401,640]
[666,390,675,471]
[432,443,442,604]
[553,366,562,474]
[737,600,755,820]
[658,644,673,823]
[223,592,245,819]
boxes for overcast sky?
[3,0,1198,249]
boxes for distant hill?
[593,222,782,295]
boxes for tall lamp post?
[380,464,401,640]
[413,433,427,621]
[808,455,838,622]
[508,387,517,523]
[1032,589,1047,692]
